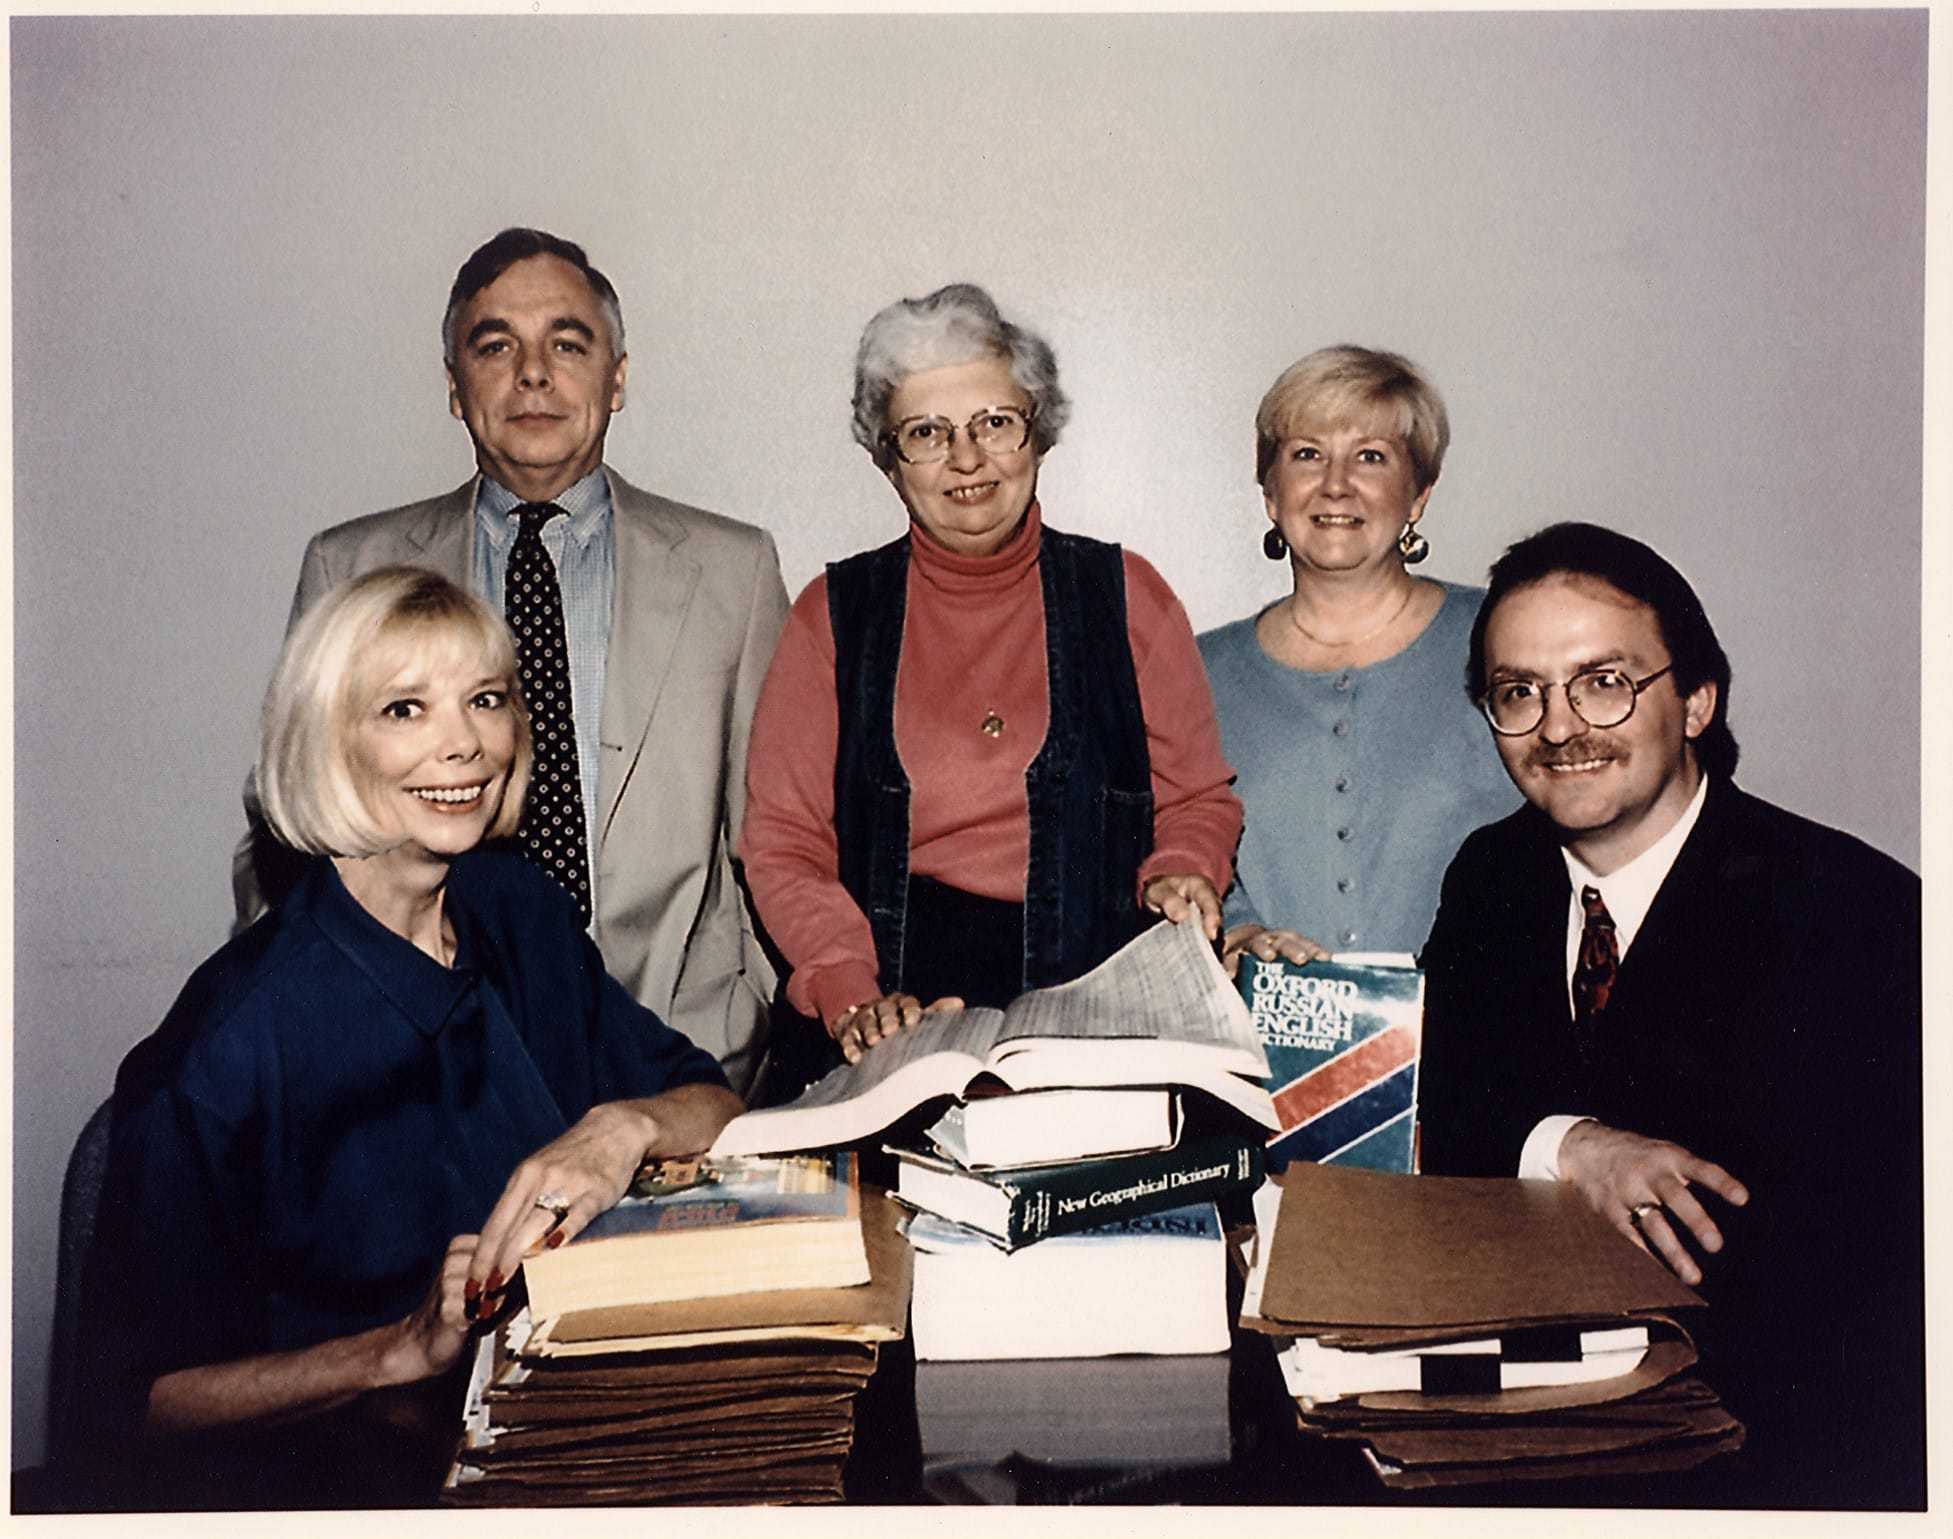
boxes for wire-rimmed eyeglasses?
[885,405,1034,466]
[1478,665,1675,737]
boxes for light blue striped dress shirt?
[472,470,613,909]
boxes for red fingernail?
[464,1278,481,1302]
[485,1270,504,1293]
[545,1230,566,1249]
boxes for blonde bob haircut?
[1254,345,1450,493]
[258,566,532,857]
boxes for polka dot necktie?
[506,503,592,925]
[1572,884,1619,1029]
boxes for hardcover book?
[924,1086,1179,1170]
[520,1186,912,1357]
[519,1152,870,1322]
[1237,952,1423,1173]
[906,1202,1230,1360]
[889,1131,1261,1251]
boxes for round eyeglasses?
[885,405,1034,466]
[1478,665,1675,737]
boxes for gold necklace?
[1286,581,1417,649]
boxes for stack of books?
[710,921,1278,1362]
[1242,1163,1746,1489]
[440,1154,910,1506]
[708,920,1280,1156]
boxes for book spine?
[1000,1137,1261,1248]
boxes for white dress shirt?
[1517,775,1710,1179]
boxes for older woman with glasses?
[83,568,738,1507]
[740,282,1241,1076]
[1198,346,1517,969]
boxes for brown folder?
[498,1339,877,1389]
[1254,1162,1702,1334]
[1247,1164,1744,1486]
[1363,1418,1746,1489]
[471,1410,856,1460]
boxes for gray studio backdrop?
[11,12,1925,1468]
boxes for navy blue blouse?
[88,849,727,1426]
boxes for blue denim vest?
[827,527,1155,995]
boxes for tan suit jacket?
[240,468,789,1092]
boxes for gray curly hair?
[850,283,1071,470]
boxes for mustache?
[1526,736,1620,771]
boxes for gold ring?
[1630,1202,1659,1223]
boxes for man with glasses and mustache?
[238,228,789,1093]
[1417,522,1921,1507]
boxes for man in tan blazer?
[239,228,788,1091]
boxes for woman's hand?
[146,1234,484,1433]
[1220,922,1332,978]
[1141,873,1224,942]
[831,993,965,1064]
[468,1103,657,1311]
[383,1233,480,1386]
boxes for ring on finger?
[534,1190,571,1223]
[1629,1201,1659,1224]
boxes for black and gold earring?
[1263,527,1288,561]
[1397,523,1430,565]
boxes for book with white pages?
[905,1202,1229,1361]
[891,1131,1260,1251]
[925,1087,1179,1169]
[712,920,1274,1158]
[518,1152,868,1321]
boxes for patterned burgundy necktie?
[1572,885,1619,1027]
[506,503,592,925]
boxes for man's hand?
[1220,922,1331,978]
[832,993,965,1064]
[1142,873,1224,942]
[1557,1120,1749,1286]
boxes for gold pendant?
[980,710,1005,738]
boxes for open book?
[710,919,1277,1158]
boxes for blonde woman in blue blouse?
[1198,346,1518,967]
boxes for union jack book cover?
[1236,954,1423,1174]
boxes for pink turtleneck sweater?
[740,504,1243,1025]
